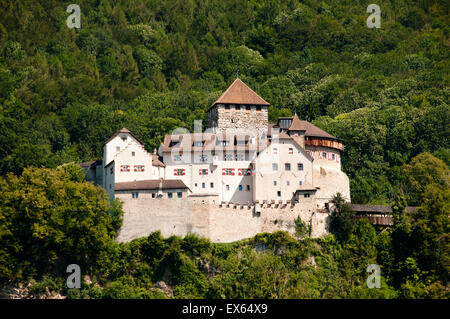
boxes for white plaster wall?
[253,140,313,202]
[104,133,142,167]
[113,143,154,183]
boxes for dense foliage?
[0,0,448,204]
[0,0,448,299]
[0,156,448,299]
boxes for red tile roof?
[206,78,270,112]
[115,179,188,191]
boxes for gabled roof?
[151,154,165,167]
[104,128,144,145]
[288,114,306,131]
[277,116,337,139]
[206,78,270,112]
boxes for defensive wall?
[115,194,330,243]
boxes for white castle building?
[82,79,351,242]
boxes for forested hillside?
[0,0,448,204]
[0,0,448,299]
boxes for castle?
[82,79,351,242]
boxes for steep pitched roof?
[206,78,270,112]
[278,116,337,139]
[151,154,165,167]
[288,114,305,131]
[104,128,144,145]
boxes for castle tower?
[206,78,270,137]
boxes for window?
[121,136,127,142]
[132,151,135,156]
[322,152,327,159]
[299,181,303,186]
[202,183,206,188]
[199,168,208,175]
[246,185,250,191]
[223,168,234,175]
[332,153,336,160]
[210,182,214,188]
[273,147,278,155]
[173,155,181,162]
[277,191,281,197]
[256,106,261,112]
[245,106,250,112]
[200,154,208,162]
[226,185,230,191]
[116,146,120,152]
[174,169,185,176]
[168,192,173,198]
[194,141,204,147]
[132,192,139,199]
[152,193,156,198]
[224,153,233,160]
[235,153,244,161]
[285,163,291,171]
[273,181,277,186]
[287,181,290,186]
[120,165,130,172]
[272,163,278,171]
[304,193,310,198]
[110,167,114,174]
[239,168,251,176]
[235,105,240,111]
[239,185,243,191]
[177,192,182,198]
[298,163,303,171]
[225,105,230,111]
[194,183,198,187]
[134,165,145,172]
[289,148,293,154]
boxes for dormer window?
[121,136,127,142]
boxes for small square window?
[194,183,198,187]
[285,163,291,171]
[239,185,243,191]
[132,151,135,156]
[272,163,278,171]
[226,185,230,191]
[322,152,327,159]
[273,181,277,186]
[202,183,206,188]
[152,193,156,198]
[299,181,303,186]
[116,146,120,152]
[210,182,214,188]
[277,191,281,197]
[246,185,250,191]
[304,193,310,198]
[168,192,173,198]
[298,163,303,171]
[287,181,290,186]
[177,192,182,198]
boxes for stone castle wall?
[115,194,330,243]
[208,104,269,137]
